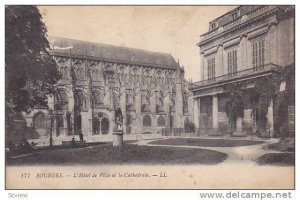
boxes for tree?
[224,83,244,133]
[251,75,280,135]
[5,6,60,117]
[275,63,295,138]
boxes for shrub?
[218,123,229,135]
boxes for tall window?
[143,115,151,127]
[252,39,265,71]
[33,113,45,129]
[231,12,238,20]
[55,90,68,110]
[210,23,216,30]
[227,50,238,77]
[92,91,104,108]
[207,58,216,82]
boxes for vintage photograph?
[5,5,295,189]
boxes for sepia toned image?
[5,5,295,189]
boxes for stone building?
[24,37,193,144]
[190,6,294,137]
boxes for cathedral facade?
[24,37,193,144]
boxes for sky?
[38,6,236,82]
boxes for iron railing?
[189,64,281,90]
[161,128,201,136]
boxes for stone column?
[267,101,274,137]
[120,89,126,134]
[164,94,170,133]
[81,112,89,138]
[193,98,200,130]
[135,90,142,134]
[200,52,205,81]
[109,110,115,135]
[175,69,183,129]
[150,92,156,132]
[234,117,244,136]
[68,91,75,135]
[63,112,68,136]
[212,95,219,130]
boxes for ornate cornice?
[198,6,281,47]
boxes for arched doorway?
[157,116,165,127]
[93,113,110,135]
[101,118,109,134]
[143,115,152,127]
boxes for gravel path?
[134,137,282,165]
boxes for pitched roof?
[48,37,178,69]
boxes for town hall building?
[190,5,295,137]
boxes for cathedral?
[23,37,193,144]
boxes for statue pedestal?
[112,131,123,147]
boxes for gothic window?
[141,93,150,112]
[126,93,134,105]
[76,68,80,79]
[60,67,64,79]
[210,23,216,30]
[141,93,150,105]
[92,91,104,107]
[56,115,64,128]
[33,113,45,129]
[207,58,216,82]
[55,90,68,110]
[92,69,100,81]
[101,117,109,134]
[143,115,152,127]
[75,90,87,111]
[231,12,238,20]
[227,49,238,77]
[252,39,265,71]
[112,91,120,109]
[157,116,165,127]
[80,68,85,79]
[169,98,176,112]
[64,67,69,79]
[183,92,189,113]
[156,92,164,113]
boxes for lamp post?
[49,109,54,149]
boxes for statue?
[115,108,123,131]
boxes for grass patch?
[266,138,295,152]
[149,138,264,147]
[7,144,227,166]
[256,153,295,166]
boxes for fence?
[161,128,201,137]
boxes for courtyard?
[6,136,294,166]
[7,142,227,165]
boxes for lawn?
[149,138,264,147]
[6,144,227,165]
[256,153,295,166]
[266,138,295,152]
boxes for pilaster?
[212,95,219,130]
